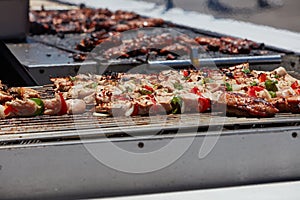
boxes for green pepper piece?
[30,98,45,116]
[69,76,77,82]
[139,89,152,95]
[265,80,278,92]
[85,82,98,89]
[242,68,251,74]
[225,83,233,91]
[171,96,182,114]
[173,82,183,90]
[250,81,258,86]
[269,91,277,98]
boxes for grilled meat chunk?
[66,99,86,114]
[5,99,41,118]
[0,92,13,103]
[43,94,62,115]
[220,92,279,117]
[9,87,40,99]
[50,77,74,92]
[271,96,300,113]
[160,43,190,56]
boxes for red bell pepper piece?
[143,85,154,93]
[291,81,299,89]
[4,105,17,116]
[258,73,267,83]
[131,103,139,116]
[58,93,68,115]
[248,86,264,97]
[198,96,210,113]
[183,70,189,77]
[190,86,201,96]
[234,76,241,84]
[191,87,210,112]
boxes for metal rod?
[149,55,282,67]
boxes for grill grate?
[1,112,300,145]
[30,29,279,64]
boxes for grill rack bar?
[1,113,300,145]
[148,55,282,67]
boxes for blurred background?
[140,0,299,32]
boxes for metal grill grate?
[1,112,300,145]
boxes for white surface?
[91,181,300,200]
[60,0,300,54]
[30,0,77,10]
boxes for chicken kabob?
[222,63,300,115]
[50,63,297,118]
[0,81,86,119]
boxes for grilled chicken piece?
[76,38,96,52]
[66,99,86,114]
[160,43,189,56]
[127,18,164,28]
[112,24,130,32]
[136,96,155,115]
[156,95,173,113]
[0,105,5,119]
[73,53,87,62]
[104,47,130,59]
[219,92,279,117]
[146,18,164,26]
[195,37,213,45]
[0,91,13,103]
[8,87,40,99]
[67,85,95,99]
[195,36,258,54]
[96,101,136,117]
[50,77,73,92]
[180,93,199,113]
[207,39,221,51]
[271,96,300,113]
[5,99,41,118]
[43,94,62,115]
[44,93,85,116]
[83,93,96,104]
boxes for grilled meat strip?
[0,92,13,104]
[219,92,279,117]
[271,96,300,113]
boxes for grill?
[1,4,300,200]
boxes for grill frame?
[0,126,300,199]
